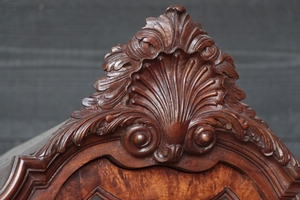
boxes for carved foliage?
[126,50,223,162]
[87,4,224,110]
[37,5,299,168]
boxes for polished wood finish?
[55,158,262,200]
[0,4,300,200]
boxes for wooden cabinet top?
[0,5,299,200]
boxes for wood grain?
[56,158,262,200]
[0,4,299,200]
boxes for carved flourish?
[37,5,299,167]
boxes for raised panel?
[56,158,262,200]
[1,4,299,200]
[212,187,240,200]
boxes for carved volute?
[39,5,231,163]
[1,4,300,200]
[37,5,298,167]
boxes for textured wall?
[1,0,300,159]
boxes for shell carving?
[37,5,299,167]
[129,51,224,125]
[128,50,222,162]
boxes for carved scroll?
[36,5,298,167]
[1,5,300,200]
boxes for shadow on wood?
[0,4,299,200]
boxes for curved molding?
[1,4,300,200]
[35,5,299,168]
[212,187,240,200]
[1,133,298,199]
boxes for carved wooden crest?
[37,5,298,166]
[1,5,300,200]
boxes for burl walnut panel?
[56,158,261,200]
[1,4,300,200]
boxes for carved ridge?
[211,187,240,200]
[83,187,120,200]
[34,5,299,169]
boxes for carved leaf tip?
[166,4,186,13]
[35,5,300,171]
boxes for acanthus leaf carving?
[36,5,299,169]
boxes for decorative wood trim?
[212,187,240,200]
[83,187,120,200]
[1,4,300,200]
[35,4,299,168]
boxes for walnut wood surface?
[0,4,300,200]
[56,158,262,200]
[35,5,298,168]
